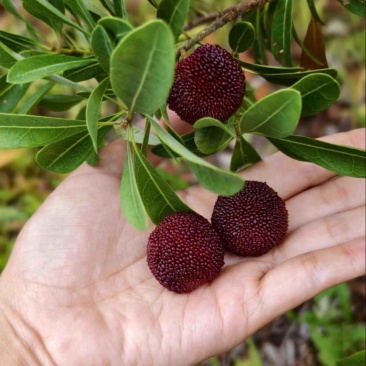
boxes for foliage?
[289,283,366,365]
[0,0,365,232]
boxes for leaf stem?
[178,0,271,54]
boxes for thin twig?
[178,0,270,54]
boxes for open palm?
[0,129,365,366]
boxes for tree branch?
[178,0,270,54]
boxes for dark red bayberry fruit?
[147,211,224,293]
[211,181,288,257]
[168,44,245,124]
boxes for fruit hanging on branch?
[168,44,246,124]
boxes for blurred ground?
[0,1,365,365]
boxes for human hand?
[0,129,365,366]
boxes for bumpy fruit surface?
[168,44,245,124]
[211,181,288,257]
[147,211,224,293]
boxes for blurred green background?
[0,0,365,365]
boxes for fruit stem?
[178,0,271,54]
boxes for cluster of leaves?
[0,0,365,231]
[289,283,366,366]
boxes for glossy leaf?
[337,0,365,17]
[0,83,30,113]
[152,131,206,158]
[0,30,40,52]
[86,78,109,153]
[98,17,133,44]
[0,74,11,96]
[230,136,261,172]
[7,54,95,84]
[157,0,190,40]
[194,117,236,138]
[0,44,17,69]
[0,113,87,149]
[18,81,54,114]
[194,127,232,155]
[229,21,255,53]
[241,89,301,137]
[306,0,324,25]
[291,74,340,117]
[63,62,105,82]
[244,9,268,64]
[22,0,84,34]
[91,26,113,72]
[133,142,191,225]
[36,126,111,173]
[337,351,366,366]
[149,117,244,196]
[299,17,328,70]
[110,20,175,115]
[64,0,96,29]
[113,0,128,18]
[120,140,147,231]
[268,135,366,178]
[271,0,293,66]
[236,58,303,74]
[262,68,337,86]
[40,94,84,111]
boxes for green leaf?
[229,21,255,53]
[113,0,128,19]
[110,20,175,115]
[64,0,96,29]
[0,44,17,69]
[63,62,105,82]
[230,136,261,172]
[1,0,39,34]
[91,26,113,72]
[18,81,54,114]
[271,0,293,66]
[152,131,206,158]
[0,113,87,149]
[120,140,147,231]
[133,142,191,225]
[337,351,366,366]
[22,0,85,34]
[194,117,236,138]
[7,54,95,84]
[268,135,366,178]
[262,68,337,86]
[149,117,244,196]
[36,126,111,173]
[119,125,161,146]
[235,58,302,74]
[0,30,40,52]
[291,74,340,117]
[241,89,301,137]
[306,0,324,25]
[147,0,159,8]
[86,77,110,153]
[40,94,84,111]
[0,83,30,113]
[157,0,190,40]
[194,127,232,154]
[98,17,133,44]
[336,0,365,17]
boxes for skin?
[0,128,365,366]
